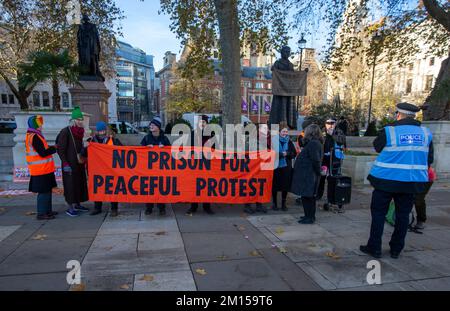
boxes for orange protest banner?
[88,143,275,204]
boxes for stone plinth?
[69,80,111,127]
[423,121,450,181]
[12,111,91,181]
[341,155,377,185]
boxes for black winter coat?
[140,133,171,147]
[291,139,323,198]
[28,135,57,193]
[272,139,297,192]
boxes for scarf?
[70,126,85,141]
[27,128,45,140]
[278,135,289,168]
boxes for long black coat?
[291,139,323,198]
[272,139,297,192]
[56,126,88,204]
[28,134,57,194]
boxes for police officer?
[360,102,434,259]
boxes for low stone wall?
[342,155,377,185]
[346,136,376,148]
[0,134,14,181]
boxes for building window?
[255,82,264,89]
[62,92,70,108]
[1,94,7,105]
[429,57,435,66]
[8,94,14,105]
[406,79,413,94]
[267,83,272,90]
[42,91,50,107]
[425,75,434,91]
[32,91,40,107]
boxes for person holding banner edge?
[140,116,171,216]
[186,115,215,215]
[86,121,123,216]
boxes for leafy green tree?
[291,0,449,120]
[159,0,290,127]
[19,50,81,111]
[0,0,123,109]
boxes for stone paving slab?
[191,259,292,291]
[177,214,248,233]
[34,217,104,240]
[88,233,138,253]
[266,224,335,242]
[0,272,69,291]
[0,225,20,243]
[138,231,184,251]
[97,218,179,235]
[0,237,93,276]
[302,255,413,289]
[296,261,337,290]
[81,248,190,277]
[134,270,196,291]
[77,274,135,291]
[182,231,257,263]
[247,214,299,228]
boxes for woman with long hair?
[291,124,324,224]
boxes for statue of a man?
[269,46,296,129]
[77,14,104,81]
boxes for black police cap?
[396,102,420,114]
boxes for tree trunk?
[423,54,450,120]
[52,78,61,112]
[0,71,29,110]
[214,0,241,131]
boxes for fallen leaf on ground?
[25,211,36,216]
[278,247,288,253]
[52,188,64,194]
[250,250,261,257]
[139,275,154,282]
[240,213,248,218]
[32,234,47,240]
[325,251,341,260]
[275,228,285,235]
[70,284,86,291]
[155,231,166,236]
[238,226,246,231]
[217,255,228,260]
[119,284,130,290]
[195,268,207,275]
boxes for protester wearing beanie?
[140,116,171,216]
[56,106,89,217]
[85,121,123,216]
[26,115,58,220]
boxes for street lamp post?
[367,31,382,128]
[297,33,307,116]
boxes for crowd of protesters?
[25,102,435,259]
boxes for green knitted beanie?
[71,106,84,120]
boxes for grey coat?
[291,139,323,198]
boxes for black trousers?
[367,189,414,254]
[94,202,118,211]
[272,191,287,207]
[301,197,316,219]
[190,203,211,212]
[317,166,340,200]
[414,182,433,223]
[146,203,165,211]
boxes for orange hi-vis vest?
[25,133,55,176]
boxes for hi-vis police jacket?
[369,123,432,182]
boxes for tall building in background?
[116,41,155,123]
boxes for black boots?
[281,199,288,211]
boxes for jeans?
[37,192,52,216]
[367,189,414,254]
[414,182,433,223]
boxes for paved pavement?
[0,183,449,291]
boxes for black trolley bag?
[326,147,352,206]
